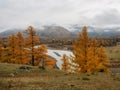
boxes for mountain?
[0,28,25,37]
[68,25,120,38]
[0,25,120,39]
[0,26,72,39]
[36,26,72,39]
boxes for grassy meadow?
[0,63,120,90]
[106,45,120,62]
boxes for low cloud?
[0,0,120,28]
[92,9,120,27]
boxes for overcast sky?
[0,0,120,28]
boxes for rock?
[10,73,15,77]
[10,72,17,77]
[18,66,31,72]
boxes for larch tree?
[89,39,110,72]
[88,38,99,72]
[97,46,110,72]
[34,45,47,68]
[72,26,110,73]
[15,32,29,64]
[25,26,39,66]
[61,54,70,72]
[73,26,91,73]
[6,34,17,63]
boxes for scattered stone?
[10,73,15,77]
[18,66,31,72]
[10,72,17,77]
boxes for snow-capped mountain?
[0,25,120,38]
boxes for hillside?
[0,63,120,90]
[0,26,72,39]
[69,25,120,38]
[37,26,72,39]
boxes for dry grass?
[0,63,120,90]
[106,45,120,62]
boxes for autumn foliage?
[25,26,39,66]
[0,26,110,73]
[61,54,71,72]
[72,26,110,73]
[0,26,50,68]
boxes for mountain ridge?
[0,25,120,38]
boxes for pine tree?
[25,26,39,66]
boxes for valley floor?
[0,63,120,90]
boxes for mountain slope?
[36,26,72,39]
[0,26,72,39]
[0,25,120,38]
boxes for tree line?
[0,26,47,67]
[0,26,110,73]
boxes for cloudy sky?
[0,0,120,28]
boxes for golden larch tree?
[87,38,99,72]
[61,54,70,72]
[72,26,110,73]
[6,34,17,63]
[25,26,39,66]
[34,45,47,67]
[15,32,29,64]
[73,26,91,73]
[97,46,110,72]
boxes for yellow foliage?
[61,54,71,72]
[25,26,40,66]
[72,26,110,73]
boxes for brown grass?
[0,64,120,90]
[0,63,120,90]
[106,45,120,62]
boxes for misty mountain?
[36,26,72,39]
[0,28,25,37]
[68,25,120,38]
[0,26,72,39]
[0,25,120,39]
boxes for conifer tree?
[61,54,70,72]
[97,46,110,72]
[73,26,91,73]
[15,32,29,64]
[87,38,99,72]
[26,26,39,66]
[89,39,110,72]
[72,26,110,73]
[6,34,17,63]
[34,45,47,67]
